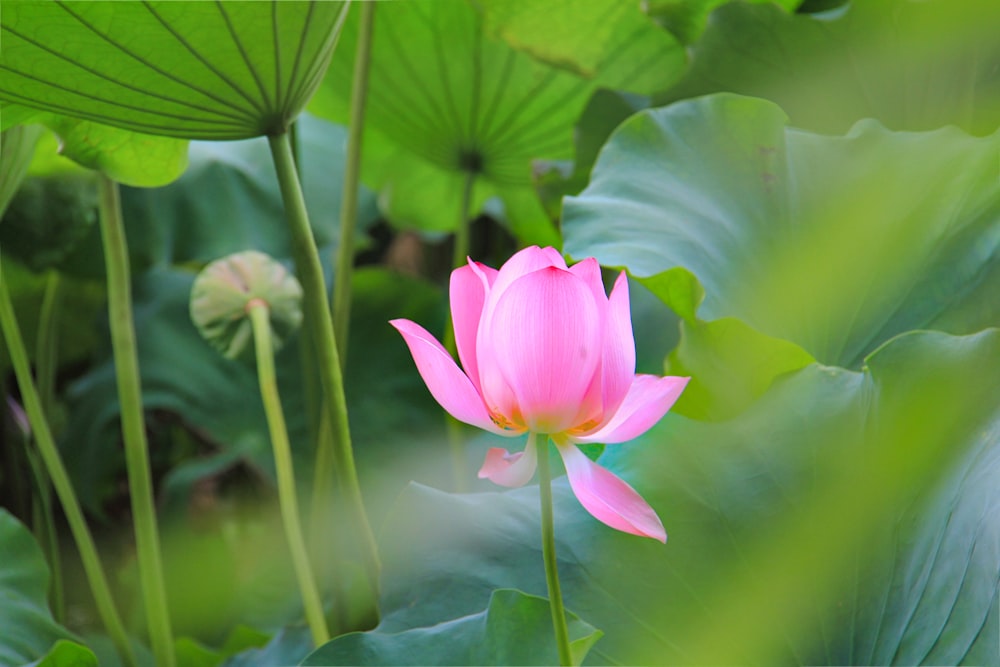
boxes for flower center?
[489,409,521,431]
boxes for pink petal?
[489,267,601,433]
[390,319,516,436]
[477,433,539,487]
[476,248,568,424]
[555,440,665,542]
[485,246,566,314]
[566,258,607,428]
[449,261,496,395]
[568,257,606,310]
[574,375,689,444]
[598,272,637,417]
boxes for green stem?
[450,171,476,274]
[535,434,573,666]
[331,0,376,362]
[34,270,64,621]
[25,442,62,621]
[308,409,344,631]
[267,132,381,599]
[289,119,301,173]
[0,261,136,667]
[248,301,329,646]
[97,175,174,667]
[36,271,60,417]
[309,0,377,590]
[442,171,477,491]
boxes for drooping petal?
[574,375,689,444]
[449,261,496,394]
[490,267,601,433]
[478,433,539,487]
[555,440,665,542]
[389,319,515,436]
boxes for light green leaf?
[636,267,815,421]
[0,103,41,132]
[478,0,686,95]
[172,639,219,667]
[479,0,626,76]
[310,0,607,243]
[0,125,42,215]
[302,589,602,666]
[666,315,815,421]
[44,114,374,278]
[661,0,1000,134]
[25,641,97,667]
[368,329,1000,664]
[648,0,803,45]
[41,116,188,187]
[636,266,703,324]
[3,105,187,187]
[0,1,349,140]
[0,511,77,667]
[221,628,311,667]
[564,94,1000,367]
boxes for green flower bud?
[190,251,303,359]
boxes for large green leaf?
[310,0,682,244]
[365,329,1000,664]
[0,1,348,140]
[661,0,1000,135]
[303,589,602,666]
[0,511,77,667]
[563,94,1000,368]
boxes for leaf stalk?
[97,175,174,667]
[267,131,381,604]
[0,259,137,667]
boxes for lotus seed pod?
[190,251,303,359]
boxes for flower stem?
[331,0,376,362]
[247,300,329,646]
[0,259,136,667]
[535,434,573,666]
[267,131,381,599]
[97,175,174,667]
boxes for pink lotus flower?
[390,246,689,542]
